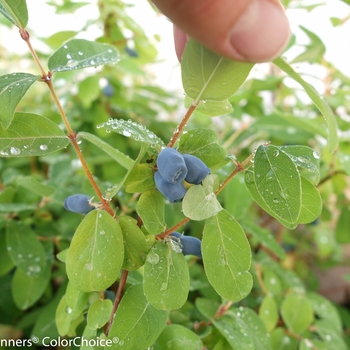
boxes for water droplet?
[63,45,68,49]
[27,265,41,274]
[7,246,12,251]
[10,147,21,155]
[264,309,270,315]
[245,171,254,184]
[66,59,78,68]
[40,144,48,151]
[18,254,23,258]
[78,51,83,55]
[123,130,131,137]
[270,278,276,285]
[66,307,73,314]
[85,262,93,271]
[160,282,168,291]
[146,252,160,265]
[273,198,279,204]
[97,272,102,277]
[66,53,72,59]
[100,230,105,235]
[313,151,320,159]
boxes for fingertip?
[173,25,188,61]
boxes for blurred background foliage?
[0,0,350,349]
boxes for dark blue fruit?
[125,46,139,58]
[64,194,94,214]
[170,232,202,259]
[183,154,210,185]
[102,84,115,97]
[156,148,188,184]
[154,171,186,203]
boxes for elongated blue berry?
[170,232,202,259]
[156,148,188,184]
[64,194,94,214]
[183,154,210,185]
[154,171,186,203]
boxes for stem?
[167,103,197,148]
[105,270,129,335]
[157,217,190,240]
[255,263,268,295]
[213,300,233,319]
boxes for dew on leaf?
[66,307,73,314]
[40,144,48,151]
[160,282,168,291]
[147,252,160,265]
[85,262,93,271]
[313,151,320,159]
[78,51,83,56]
[10,147,21,155]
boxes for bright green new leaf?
[181,39,254,103]
[119,216,148,270]
[298,177,322,224]
[178,128,226,167]
[202,210,253,301]
[335,206,350,243]
[79,131,134,170]
[136,190,166,234]
[48,39,119,73]
[262,269,282,296]
[259,296,279,332]
[153,324,203,350]
[253,144,302,225]
[182,175,222,221]
[98,118,165,150]
[0,0,28,28]
[17,176,55,197]
[143,241,190,310]
[242,221,286,260]
[6,222,47,277]
[0,73,39,129]
[87,299,113,330]
[273,57,338,153]
[0,112,69,157]
[281,294,314,334]
[124,164,156,193]
[270,328,298,350]
[66,210,124,292]
[279,145,320,184]
[107,284,168,350]
[11,260,52,310]
[184,95,233,116]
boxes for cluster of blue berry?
[154,148,210,203]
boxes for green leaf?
[98,118,165,149]
[124,164,156,193]
[143,241,190,310]
[253,144,302,225]
[66,210,124,292]
[273,57,338,153]
[185,95,233,116]
[11,260,52,310]
[48,39,119,73]
[270,328,298,350]
[136,190,166,234]
[17,176,55,197]
[119,216,148,271]
[298,177,322,224]
[153,324,203,350]
[0,231,14,276]
[182,175,222,221]
[178,128,226,167]
[0,203,36,212]
[307,292,342,333]
[202,210,253,301]
[259,296,279,332]
[0,73,39,129]
[335,206,350,243]
[87,299,113,330]
[6,222,47,277]
[0,112,70,157]
[181,39,254,103]
[313,319,348,350]
[79,131,134,170]
[281,294,314,334]
[278,145,320,184]
[107,284,168,350]
[0,0,28,28]
[242,222,286,260]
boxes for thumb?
[153,0,290,62]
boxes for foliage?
[0,0,350,349]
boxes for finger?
[153,0,290,62]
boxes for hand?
[151,0,291,62]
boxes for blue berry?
[183,154,210,185]
[64,194,94,214]
[154,171,186,203]
[170,232,202,259]
[102,84,115,97]
[156,148,188,184]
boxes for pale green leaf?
[185,95,233,116]
[0,73,39,129]
[17,176,55,197]
[136,190,166,234]
[107,284,168,350]
[273,57,338,153]
[259,296,279,332]
[182,175,222,221]
[87,299,113,330]
[48,39,119,73]
[0,112,70,157]
[202,210,253,301]
[335,206,350,244]
[79,131,134,170]
[182,39,254,103]
[313,319,348,350]
[66,210,124,292]
[143,241,190,310]
[0,0,28,28]
[124,164,156,193]
[298,177,322,224]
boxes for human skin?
[151,0,291,62]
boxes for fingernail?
[229,0,291,62]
